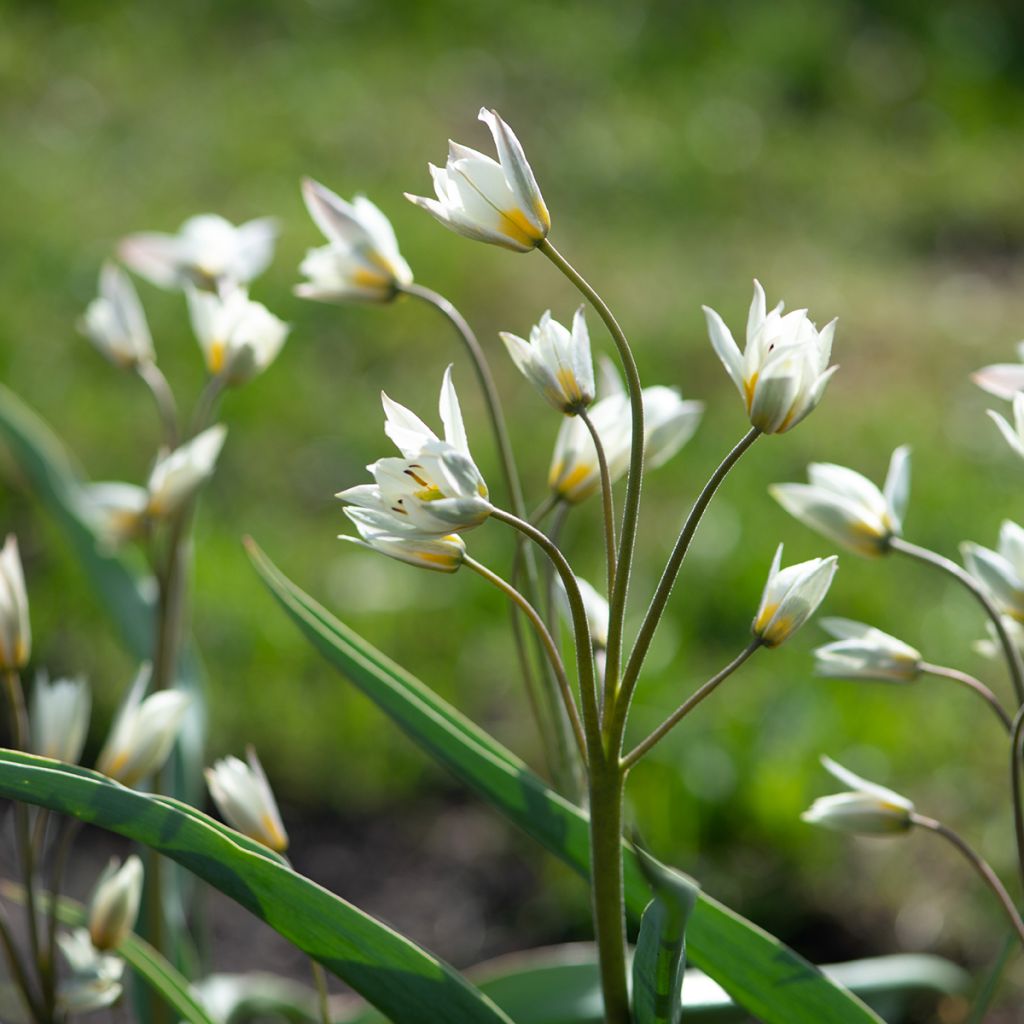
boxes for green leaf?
[631,850,699,1024]
[246,540,885,1024]
[0,749,514,1024]
[0,879,217,1024]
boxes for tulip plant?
[0,105,1018,1024]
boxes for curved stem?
[136,361,180,449]
[578,408,616,599]
[614,428,761,744]
[920,662,1012,732]
[913,813,1024,948]
[491,507,600,753]
[1011,707,1024,890]
[190,374,226,438]
[399,282,525,519]
[538,239,643,710]
[890,536,1024,706]
[465,556,587,763]
[623,640,762,770]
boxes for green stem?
[538,239,644,710]
[45,818,83,1016]
[136,361,180,450]
[1010,707,1024,890]
[310,960,331,1024]
[614,428,761,742]
[919,662,1012,732]
[913,813,1024,948]
[578,408,616,600]
[465,556,587,763]
[890,536,1024,705]
[190,374,226,438]
[0,903,44,1024]
[588,761,630,1024]
[491,508,601,752]
[623,640,762,769]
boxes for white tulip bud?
[205,746,289,853]
[88,855,144,951]
[0,535,31,671]
[802,756,914,836]
[752,545,837,648]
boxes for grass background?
[3,0,1024,1003]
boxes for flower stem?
[465,556,587,763]
[912,813,1024,948]
[622,640,762,770]
[578,408,617,600]
[310,960,331,1024]
[890,536,1024,705]
[136,361,180,449]
[190,374,226,438]
[614,427,761,738]
[1010,707,1024,889]
[0,903,43,1024]
[919,662,1012,732]
[538,239,643,707]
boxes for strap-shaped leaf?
[631,850,699,1024]
[246,541,884,1024]
[0,750,514,1024]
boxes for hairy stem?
[623,640,762,769]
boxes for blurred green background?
[3,0,1024,1005]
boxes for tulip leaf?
[0,749,514,1024]
[631,849,700,1024]
[246,540,886,1024]
[0,879,217,1024]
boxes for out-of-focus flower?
[770,447,910,557]
[752,544,838,648]
[801,756,914,835]
[962,521,1024,622]
[972,342,1024,400]
[80,262,155,369]
[814,618,922,683]
[296,179,413,303]
[704,280,837,434]
[187,287,288,386]
[30,671,91,763]
[339,367,491,534]
[147,425,227,519]
[88,856,143,951]
[974,615,1024,661]
[405,108,550,252]
[119,214,277,291]
[95,665,190,787]
[548,360,702,503]
[56,929,125,1013]
[0,534,30,671]
[556,575,610,649]
[205,746,289,853]
[500,307,595,414]
[80,483,150,546]
[342,507,466,574]
[988,393,1024,460]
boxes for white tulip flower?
[548,360,701,503]
[405,108,550,252]
[500,307,595,414]
[205,746,289,853]
[88,855,144,951]
[80,483,150,546]
[96,665,190,787]
[56,928,125,1013]
[770,446,911,557]
[339,367,491,535]
[119,213,277,291]
[0,534,31,671]
[988,393,1024,460]
[80,262,155,369]
[814,618,922,683]
[972,342,1024,400]
[556,575,610,649]
[187,286,288,386]
[962,520,1024,622]
[30,671,91,763]
[752,544,838,648]
[802,756,914,836]
[296,179,413,303]
[704,280,837,434]
[342,507,466,574]
[147,425,227,519]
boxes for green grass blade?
[0,750,514,1024]
[246,540,885,1024]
